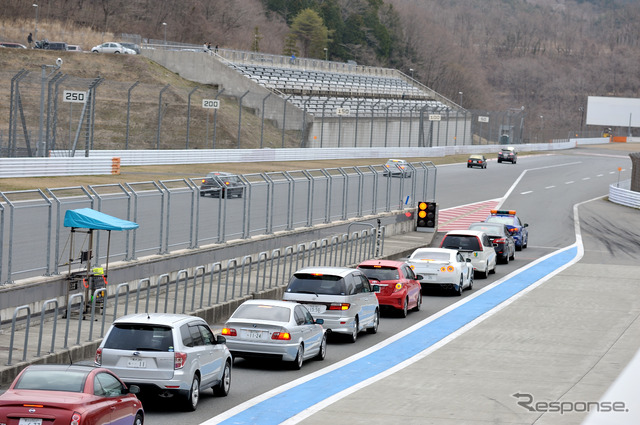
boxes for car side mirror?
[372,284,380,293]
[128,384,141,395]
[315,318,324,325]
[524,223,529,227]
[415,274,424,280]
[216,335,227,345]
[493,243,498,247]
[466,258,472,262]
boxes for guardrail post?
[7,305,31,365]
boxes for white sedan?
[91,42,136,54]
[222,299,327,369]
[407,248,474,295]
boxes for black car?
[34,40,68,50]
[200,171,244,198]
[498,147,517,164]
[468,222,515,264]
[467,154,487,169]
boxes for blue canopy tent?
[63,208,138,312]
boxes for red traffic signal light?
[417,202,437,228]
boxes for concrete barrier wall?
[0,210,416,327]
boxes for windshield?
[286,273,346,295]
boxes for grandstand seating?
[225,61,452,117]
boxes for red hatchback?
[357,260,422,317]
[0,364,144,425]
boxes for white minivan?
[282,267,380,343]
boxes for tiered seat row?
[230,64,424,98]
[287,96,448,117]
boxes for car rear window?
[104,324,174,351]
[469,224,503,236]
[286,273,346,295]
[15,369,87,392]
[411,251,450,261]
[232,304,290,322]
[358,266,399,281]
[442,235,481,251]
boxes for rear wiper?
[295,290,319,297]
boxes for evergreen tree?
[290,8,330,58]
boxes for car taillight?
[467,159,472,163]
[271,331,291,340]
[221,327,237,336]
[71,412,81,425]
[494,238,506,244]
[394,282,403,292]
[174,352,187,369]
[328,303,350,310]
[95,348,102,366]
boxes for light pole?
[409,68,414,79]
[33,4,38,43]
[578,106,585,136]
[459,91,463,108]
[324,47,328,61]
[162,22,167,46]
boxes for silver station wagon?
[95,313,232,411]
[282,267,380,343]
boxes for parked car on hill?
[92,41,135,54]
[121,42,141,54]
[0,42,27,48]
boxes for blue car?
[484,210,529,250]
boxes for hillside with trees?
[2,0,640,136]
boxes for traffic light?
[417,202,437,231]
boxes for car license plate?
[424,274,436,281]
[19,419,43,425]
[127,358,147,368]
[304,304,326,314]
[241,329,267,340]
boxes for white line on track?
[520,191,533,195]
[566,181,575,184]
[545,185,556,189]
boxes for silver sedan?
[222,300,327,369]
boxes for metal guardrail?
[0,162,436,284]
[609,179,640,208]
[3,229,379,366]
